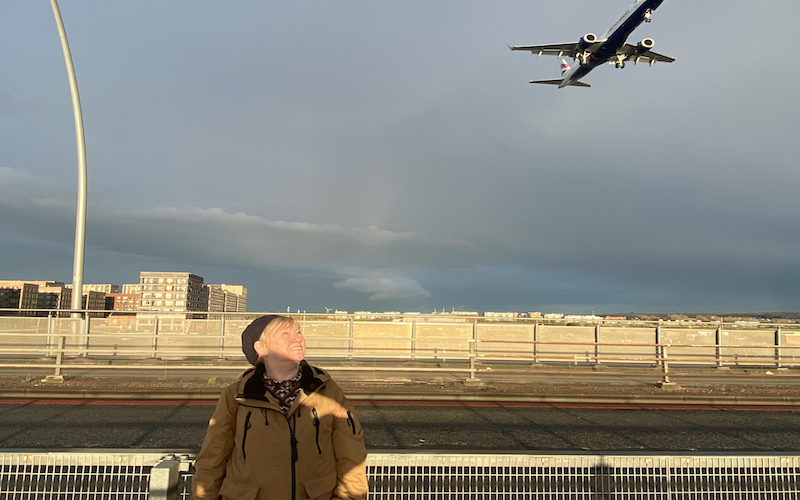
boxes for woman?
[192,315,368,500]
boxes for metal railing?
[1,312,800,382]
[2,450,799,498]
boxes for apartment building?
[37,285,73,317]
[219,284,247,312]
[138,272,208,318]
[106,293,140,312]
[66,284,120,294]
[207,284,248,314]
[0,281,41,316]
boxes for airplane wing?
[616,43,675,64]
[509,41,601,59]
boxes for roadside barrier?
[2,450,799,498]
[1,313,799,384]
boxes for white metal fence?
[1,312,800,381]
[2,450,799,498]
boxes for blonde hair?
[257,316,299,347]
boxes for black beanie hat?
[241,315,281,365]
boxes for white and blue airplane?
[510,0,674,88]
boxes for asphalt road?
[2,399,800,452]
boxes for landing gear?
[614,54,627,69]
[643,9,652,22]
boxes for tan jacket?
[192,361,368,500]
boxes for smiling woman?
[192,315,368,500]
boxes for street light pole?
[50,0,87,316]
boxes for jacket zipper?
[311,407,322,454]
[241,410,252,460]
[289,413,298,500]
[347,410,356,434]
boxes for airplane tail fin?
[560,59,571,77]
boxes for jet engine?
[578,33,597,50]
[635,38,655,55]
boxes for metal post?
[46,313,54,357]
[50,0,88,319]
[775,326,782,369]
[411,318,417,360]
[80,316,89,357]
[533,321,540,363]
[348,315,354,360]
[53,334,66,377]
[468,319,479,382]
[218,315,226,359]
[715,324,723,368]
[151,316,159,359]
[655,324,662,368]
[594,323,601,364]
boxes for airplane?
[509,0,674,88]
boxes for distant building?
[106,293,140,312]
[206,284,248,316]
[0,282,39,316]
[83,290,107,317]
[37,285,72,317]
[206,285,226,314]
[121,284,141,295]
[139,272,208,318]
[1,276,246,319]
[484,312,519,319]
[66,284,120,294]
[450,311,479,317]
[219,284,247,312]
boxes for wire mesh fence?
[0,451,165,499]
[5,451,795,499]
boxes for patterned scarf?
[263,369,303,415]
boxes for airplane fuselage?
[560,0,664,87]
[512,0,670,88]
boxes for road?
[2,399,800,452]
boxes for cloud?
[333,276,431,302]
[0,168,459,305]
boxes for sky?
[1,0,799,315]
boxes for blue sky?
[1,0,799,314]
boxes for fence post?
[661,345,671,385]
[348,315,354,360]
[715,324,723,368]
[218,315,226,359]
[468,318,479,382]
[655,324,662,368]
[149,459,179,500]
[46,313,54,357]
[533,321,540,364]
[80,316,89,357]
[594,323,601,365]
[53,333,66,377]
[775,326,782,369]
[151,316,159,359]
[411,318,417,361]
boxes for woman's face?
[264,321,306,363]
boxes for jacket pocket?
[219,480,260,500]
[302,471,337,500]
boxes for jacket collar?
[237,360,328,403]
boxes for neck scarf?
[263,369,302,415]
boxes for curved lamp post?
[50,0,87,316]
